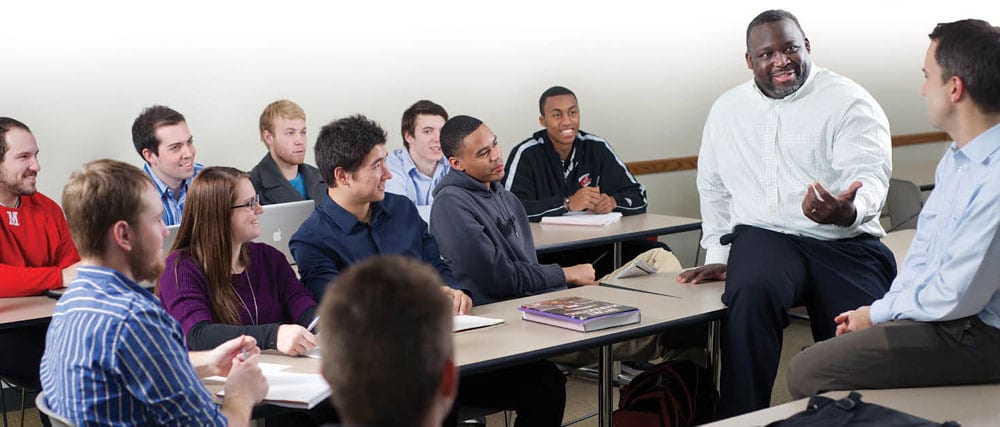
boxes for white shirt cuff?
[704,246,730,266]
[850,198,872,228]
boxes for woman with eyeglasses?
[158,166,318,356]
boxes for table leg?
[598,344,613,427]
[612,241,622,269]
[709,319,722,389]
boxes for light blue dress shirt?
[143,162,206,226]
[870,123,1000,328]
[385,148,449,223]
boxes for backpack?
[613,360,719,427]
[765,391,960,427]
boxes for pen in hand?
[306,316,320,334]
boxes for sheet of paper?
[218,371,331,409]
[203,362,290,382]
[454,314,504,332]
[540,212,622,226]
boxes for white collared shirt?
[698,65,891,265]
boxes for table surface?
[704,384,1000,427]
[0,295,57,329]
[601,270,725,303]
[531,213,701,254]
[455,285,721,375]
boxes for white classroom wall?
[2,1,995,225]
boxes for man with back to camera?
[677,10,896,416]
[385,99,450,223]
[504,86,666,276]
[40,159,268,426]
[787,18,1000,398]
[430,114,596,305]
[250,99,326,205]
[318,256,458,427]
[290,114,567,426]
[0,117,81,404]
[131,105,205,225]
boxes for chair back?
[34,392,75,427]
[886,178,923,231]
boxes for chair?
[34,392,74,427]
[886,178,923,231]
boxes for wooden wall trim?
[626,131,949,176]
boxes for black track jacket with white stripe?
[503,129,647,222]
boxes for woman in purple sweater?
[158,166,318,355]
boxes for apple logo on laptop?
[273,228,283,242]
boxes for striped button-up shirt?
[40,266,227,426]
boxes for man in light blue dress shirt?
[131,105,205,226]
[385,100,450,223]
[788,18,1000,397]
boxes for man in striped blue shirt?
[40,159,268,426]
[131,105,206,226]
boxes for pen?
[306,316,320,333]
[811,184,825,202]
[592,251,609,265]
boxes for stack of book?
[518,296,640,332]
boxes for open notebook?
[213,363,330,410]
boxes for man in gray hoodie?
[430,115,595,305]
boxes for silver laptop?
[254,200,316,264]
[162,224,181,259]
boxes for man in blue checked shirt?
[131,105,206,226]
[788,18,1000,397]
[40,159,268,426]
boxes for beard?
[128,242,165,284]
[763,63,807,98]
[0,170,38,199]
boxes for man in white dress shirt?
[678,9,896,416]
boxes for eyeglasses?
[232,194,261,211]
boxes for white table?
[531,213,701,266]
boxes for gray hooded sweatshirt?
[430,169,566,305]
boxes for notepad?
[540,212,622,226]
[454,315,504,332]
[217,371,330,409]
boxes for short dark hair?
[746,10,806,52]
[440,115,484,159]
[929,19,1000,113]
[131,105,186,160]
[319,256,452,426]
[314,114,387,186]
[0,117,31,162]
[538,86,577,115]
[401,100,449,149]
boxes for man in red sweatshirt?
[0,116,80,392]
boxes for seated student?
[41,159,267,426]
[158,166,318,356]
[430,115,596,305]
[0,117,81,403]
[503,86,666,276]
[787,18,1000,397]
[131,105,206,226]
[319,256,457,427]
[385,100,450,223]
[250,99,327,205]
[291,115,566,426]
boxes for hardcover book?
[518,296,640,332]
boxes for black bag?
[613,360,719,427]
[766,391,961,427]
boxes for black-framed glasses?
[232,194,261,211]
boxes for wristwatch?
[563,196,571,211]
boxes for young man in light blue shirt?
[787,18,1000,397]
[385,100,449,223]
[131,105,205,226]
